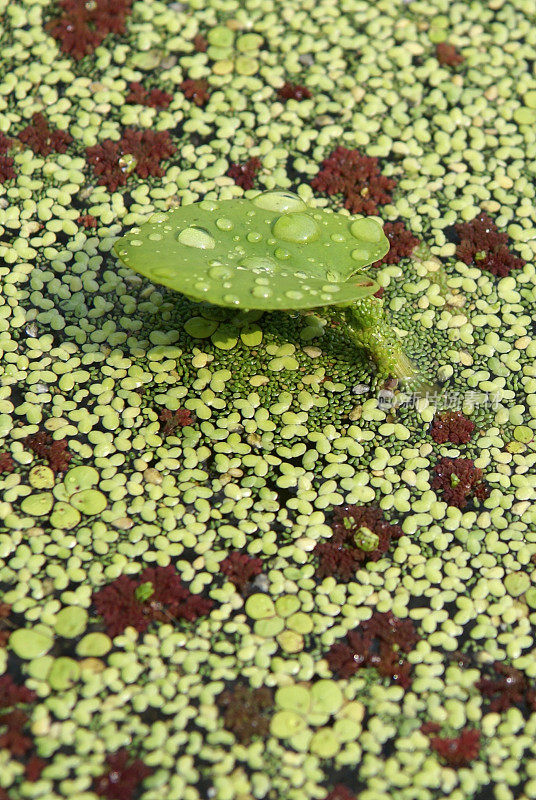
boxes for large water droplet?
[216,218,233,230]
[252,190,307,213]
[199,200,219,211]
[351,248,370,262]
[129,238,142,247]
[195,282,210,292]
[274,248,290,260]
[254,277,270,286]
[252,285,273,298]
[247,231,262,242]
[350,218,383,242]
[148,232,162,241]
[239,256,276,273]
[322,284,340,292]
[209,265,231,279]
[285,290,303,300]
[331,232,346,242]
[272,213,319,243]
[149,213,167,224]
[177,226,215,249]
[223,294,240,305]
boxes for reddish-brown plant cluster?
[220,552,263,592]
[0,133,15,184]
[436,42,464,66]
[0,603,13,648]
[18,113,72,156]
[227,157,262,190]
[193,33,208,52]
[93,748,153,800]
[92,565,213,637]
[325,785,357,800]
[373,221,419,266]
[24,431,72,473]
[158,408,193,438]
[218,684,273,744]
[0,452,14,474]
[0,676,37,760]
[476,662,536,713]
[277,82,312,101]
[77,214,98,228]
[455,212,525,277]
[126,82,173,109]
[429,728,480,767]
[432,457,489,508]
[86,129,176,192]
[327,611,420,688]
[430,411,475,445]
[314,505,402,580]
[46,0,132,61]
[25,756,47,782]
[180,78,211,107]
[311,146,396,214]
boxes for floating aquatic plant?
[114,191,423,383]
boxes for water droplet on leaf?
[239,256,276,273]
[177,226,215,249]
[272,213,319,243]
[350,217,383,242]
[253,190,307,213]
[216,218,233,230]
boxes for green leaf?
[113,191,387,311]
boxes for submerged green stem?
[337,297,434,394]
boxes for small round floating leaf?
[28,465,55,489]
[244,593,275,619]
[63,466,99,496]
[10,627,54,659]
[211,324,239,350]
[286,612,314,634]
[48,657,80,691]
[254,617,285,637]
[20,492,54,517]
[240,324,263,347]
[275,594,300,618]
[310,680,344,715]
[76,632,112,657]
[113,193,386,311]
[277,630,304,653]
[69,489,107,515]
[270,710,307,738]
[275,685,311,714]
[55,606,88,638]
[310,728,341,758]
[184,316,219,338]
[50,501,82,530]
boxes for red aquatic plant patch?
[0,709,33,756]
[24,431,72,473]
[94,748,153,800]
[325,786,357,800]
[93,565,213,637]
[25,755,47,782]
[327,611,419,688]
[0,453,14,473]
[86,129,176,191]
[430,727,480,767]
[430,411,475,445]
[227,157,262,190]
[0,676,36,709]
[47,0,132,60]
[432,456,489,508]
[277,82,312,101]
[455,212,525,277]
[220,552,263,592]
[18,113,72,156]
[77,214,98,228]
[158,408,193,437]
[126,82,173,109]
[218,684,273,744]
[373,221,419,266]
[436,42,464,66]
[0,604,13,648]
[314,505,402,580]
[311,146,396,215]
[0,133,15,183]
[476,662,536,713]
[193,33,208,52]
[180,78,210,107]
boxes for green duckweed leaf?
[113,191,387,311]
